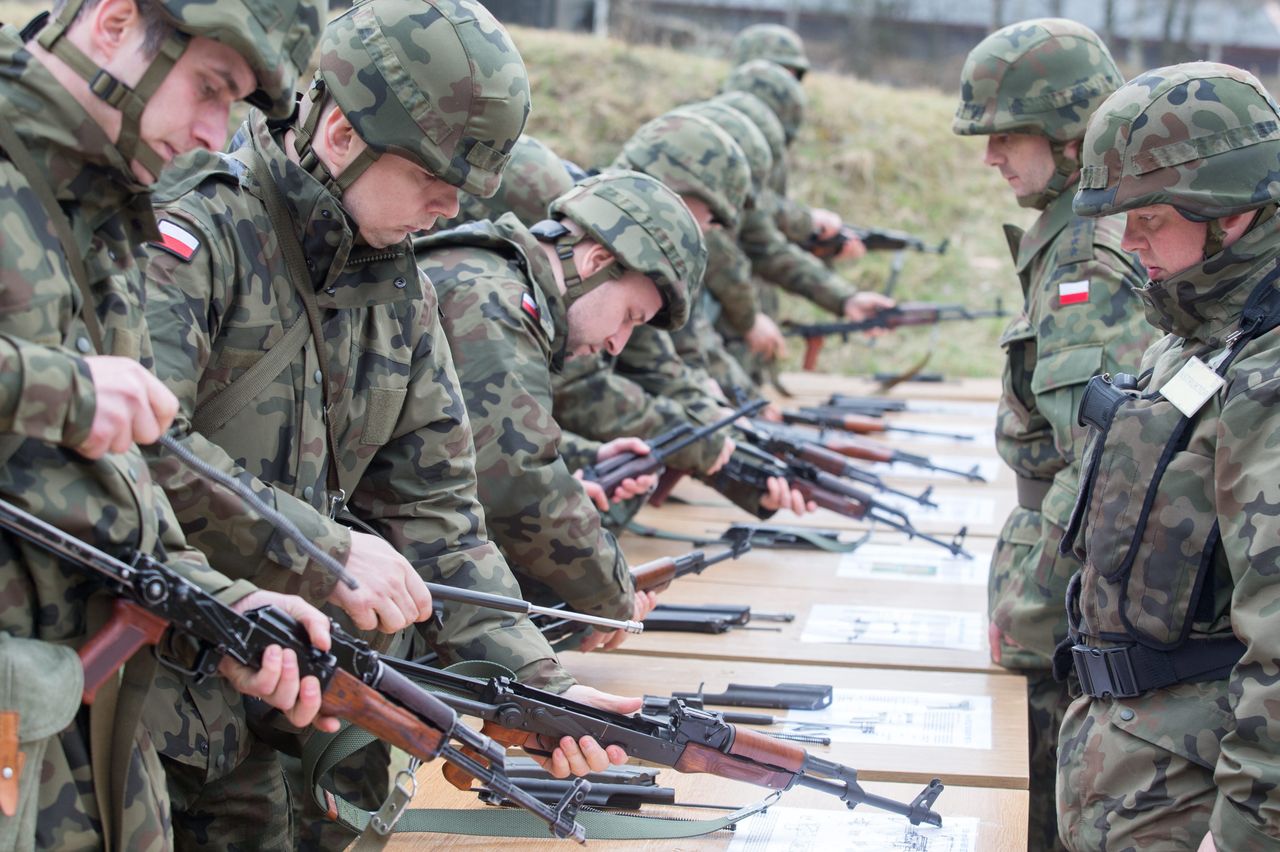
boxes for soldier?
[418,171,706,656]
[950,19,1154,851]
[729,21,810,80]
[0,0,331,848]
[442,134,575,231]
[139,1,630,848]
[1057,61,1280,851]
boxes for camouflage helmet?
[712,90,788,190]
[34,0,324,178]
[953,18,1122,142]
[446,135,574,228]
[722,59,806,145]
[1074,62,1280,226]
[729,23,810,77]
[295,0,531,199]
[610,111,751,233]
[675,100,773,204]
[543,170,706,331]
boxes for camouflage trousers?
[989,506,1075,666]
[1057,680,1231,850]
[1024,669,1071,852]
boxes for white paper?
[781,688,993,749]
[728,807,979,852]
[838,543,991,585]
[871,492,998,526]
[801,604,986,651]
[903,400,999,420]
[873,454,1004,485]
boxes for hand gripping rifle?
[783,407,977,442]
[0,496,589,842]
[720,444,972,558]
[737,421,937,508]
[579,399,767,496]
[380,656,946,827]
[784,300,1006,371]
[802,224,949,260]
[762,422,986,482]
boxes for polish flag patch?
[1058,279,1090,306]
[521,291,540,321]
[151,219,201,262]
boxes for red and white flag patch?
[151,219,201,262]
[521,291,540,321]
[1058,279,1089,306]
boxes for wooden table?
[773,373,1004,403]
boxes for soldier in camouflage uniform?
[0,0,331,849]
[138,2,627,847]
[417,171,705,651]
[1057,62,1280,851]
[441,134,575,231]
[729,22,810,80]
[951,19,1154,851]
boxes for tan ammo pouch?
[1014,475,1052,511]
[0,638,84,851]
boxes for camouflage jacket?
[995,188,1151,530]
[141,114,567,689]
[0,27,250,847]
[739,191,853,316]
[1067,214,1280,847]
[417,215,635,621]
[701,225,759,335]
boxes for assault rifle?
[823,394,908,417]
[642,603,794,634]
[719,444,972,558]
[759,422,986,482]
[580,399,767,496]
[381,656,947,827]
[783,407,976,442]
[737,421,936,507]
[784,301,1006,370]
[803,224,949,260]
[0,496,589,842]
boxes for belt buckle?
[1071,645,1139,699]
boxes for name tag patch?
[1058,279,1090,305]
[1161,356,1226,418]
[151,219,201,262]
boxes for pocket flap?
[998,315,1034,348]
[1031,343,1104,395]
[0,638,83,740]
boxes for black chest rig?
[1055,273,1280,698]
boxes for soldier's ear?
[1063,139,1082,164]
[82,0,144,65]
[1220,210,1259,247]
[576,240,616,278]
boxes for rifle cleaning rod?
[433,585,643,634]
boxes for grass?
[509,25,1029,379]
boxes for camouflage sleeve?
[142,211,352,600]
[0,336,96,446]
[703,228,759,335]
[351,283,572,690]
[1030,238,1151,530]
[775,195,815,244]
[614,326,724,422]
[443,275,634,623]
[554,350,726,474]
[1210,375,1280,846]
[559,429,602,473]
[739,202,854,315]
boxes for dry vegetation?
[510,24,1027,378]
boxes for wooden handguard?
[79,598,169,703]
[795,481,870,520]
[630,557,677,594]
[321,669,448,763]
[727,726,808,772]
[673,740,797,790]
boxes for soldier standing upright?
[1058,62,1280,851]
[0,0,330,848]
[951,19,1155,851]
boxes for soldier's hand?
[78,356,179,458]
[810,207,843,240]
[989,622,1003,665]
[327,532,433,633]
[593,437,658,505]
[760,403,783,423]
[704,436,735,476]
[842,291,896,337]
[745,313,788,359]
[578,591,657,653]
[760,476,816,515]
[524,685,640,776]
[219,590,341,733]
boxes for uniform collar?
[0,28,157,239]
[1136,209,1280,343]
[1014,188,1077,274]
[235,111,420,311]
[491,214,569,370]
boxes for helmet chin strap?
[1018,141,1077,211]
[533,220,622,309]
[291,77,380,199]
[36,0,188,181]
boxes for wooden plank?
[773,373,1004,402]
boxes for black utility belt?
[1072,637,1245,699]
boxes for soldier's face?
[565,272,664,359]
[1120,204,1209,282]
[681,195,720,233]
[983,133,1054,200]
[344,155,462,248]
[130,36,256,183]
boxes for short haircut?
[52,0,175,58]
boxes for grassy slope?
[511,24,1030,378]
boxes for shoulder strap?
[191,316,309,435]
[0,120,105,352]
